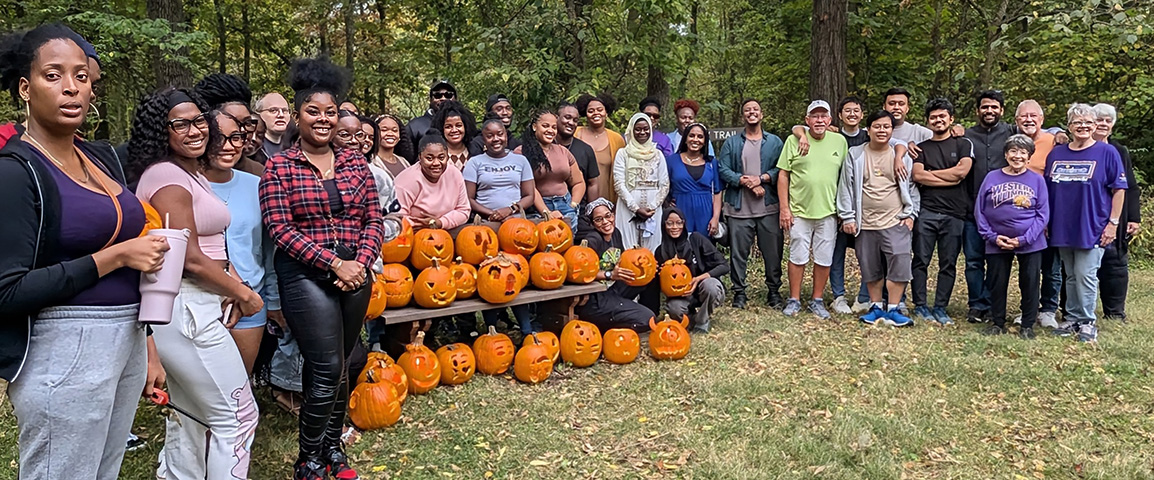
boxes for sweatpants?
[986,250,1042,329]
[665,277,725,331]
[727,213,783,300]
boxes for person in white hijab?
[613,112,670,251]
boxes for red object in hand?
[148,390,211,429]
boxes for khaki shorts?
[788,215,837,267]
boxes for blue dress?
[666,152,721,236]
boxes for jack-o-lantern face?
[564,240,600,284]
[413,258,457,308]
[477,253,522,303]
[649,315,691,361]
[530,248,568,290]
[507,253,530,289]
[435,343,476,385]
[457,216,499,265]
[498,217,539,256]
[380,218,414,264]
[524,331,560,364]
[360,350,409,404]
[659,257,693,297]
[380,263,414,308]
[366,273,388,320]
[560,319,602,367]
[473,326,515,375]
[620,247,658,287]
[536,219,573,253]
[347,371,403,430]
[514,333,554,384]
[397,331,441,394]
[450,259,477,299]
[601,328,640,364]
[411,228,454,270]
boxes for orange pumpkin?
[411,228,454,270]
[602,328,640,364]
[498,217,539,256]
[523,331,560,364]
[413,258,456,308]
[473,325,515,375]
[380,218,414,264]
[139,200,164,236]
[456,215,499,265]
[397,331,441,394]
[476,253,523,304]
[450,258,478,299]
[365,273,387,320]
[358,353,409,405]
[659,257,694,297]
[564,240,600,284]
[435,343,476,385]
[347,369,403,430]
[619,246,658,287]
[379,263,414,308]
[507,253,531,290]
[536,218,573,253]
[560,319,602,367]
[649,315,691,361]
[514,333,553,384]
[529,247,567,290]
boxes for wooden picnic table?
[380,282,606,325]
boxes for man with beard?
[909,98,973,325]
[406,80,457,145]
[668,99,715,156]
[556,102,600,203]
[470,93,521,152]
[254,92,290,159]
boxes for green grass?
[3,265,1154,479]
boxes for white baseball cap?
[806,100,831,114]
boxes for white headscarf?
[622,112,660,163]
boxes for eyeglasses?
[240,117,259,131]
[592,215,613,225]
[220,132,247,148]
[1070,120,1095,127]
[664,220,685,227]
[431,91,455,100]
[260,107,290,116]
[337,130,368,141]
[167,114,209,135]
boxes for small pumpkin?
[347,369,403,430]
[362,348,408,403]
[365,273,387,320]
[476,253,523,304]
[523,331,560,364]
[529,246,568,290]
[413,258,457,308]
[649,315,691,361]
[560,319,602,367]
[498,217,539,256]
[514,333,553,384]
[456,215,499,265]
[536,218,573,253]
[380,218,414,264]
[473,325,515,375]
[619,246,658,287]
[450,258,478,299]
[564,239,600,284]
[435,343,476,385]
[397,331,441,394]
[380,263,414,308]
[506,252,531,290]
[140,200,164,236]
[411,228,454,270]
[601,328,640,364]
[659,257,694,297]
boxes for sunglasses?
[167,114,209,135]
[431,91,455,100]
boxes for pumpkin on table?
[473,326,515,375]
[379,263,414,308]
[347,369,403,430]
[560,319,602,367]
[498,217,539,256]
[536,218,573,253]
[514,333,553,384]
[529,246,567,290]
[476,253,523,304]
[523,331,560,364]
[619,246,658,287]
[602,328,640,364]
[411,228,454,270]
[506,253,530,290]
[649,315,691,361]
[564,240,599,284]
[380,218,414,264]
[397,331,440,394]
[450,258,478,300]
[435,343,476,385]
[365,273,388,320]
[456,215,499,265]
[413,258,457,308]
[659,257,694,297]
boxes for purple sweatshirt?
[975,168,1049,254]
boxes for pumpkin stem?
[529,332,541,345]
[488,325,498,336]
[580,239,589,247]
[413,330,426,347]
[431,258,441,269]
[473,214,482,225]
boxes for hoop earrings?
[87,103,101,120]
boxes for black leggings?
[275,251,369,458]
[576,282,657,333]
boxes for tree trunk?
[146,0,193,88]
[809,0,847,106]
[213,0,227,72]
[319,16,331,58]
[647,64,670,127]
[563,0,590,73]
[242,4,251,82]
[930,0,945,96]
[344,0,355,75]
[679,1,699,95]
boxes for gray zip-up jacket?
[836,144,920,235]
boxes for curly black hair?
[676,123,712,158]
[417,131,448,156]
[288,56,350,112]
[126,87,209,183]
[0,24,87,107]
[194,73,252,110]
[430,100,478,147]
[205,109,243,160]
[375,114,415,163]
[520,110,554,173]
[575,93,618,118]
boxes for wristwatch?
[1109,217,1120,226]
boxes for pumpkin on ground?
[413,258,456,308]
[649,315,691,360]
[529,247,567,290]
[560,319,602,367]
[365,273,387,320]
[347,369,403,430]
[473,326,515,375]
[435,343,476,385]
[498,217,539,256]
[397,331,441,393]
[476,253,523,304]
[659,257,694,297]
[602,328,640,364]
[536,218,573,253]
[564,240,599,284]
[411,228,454,270]
[456,215,499,265]
[514,333,553,384]
[619,246,658,287]
[379,263,414,308]
[523,331,560,364]
[506,253,531,290]
[380,218,414,264]
[450,259,478,300]
[359,354,409,405]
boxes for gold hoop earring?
[87,103,101,120]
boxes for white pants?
[153,280,258,480]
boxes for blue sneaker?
[913,306,934,323]
[859,305,887,325]
[931,307,954,326]
[782,298,802,317]
[883,308,914,327]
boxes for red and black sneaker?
[324,448,360,480]
[293,456,327,480]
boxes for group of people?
[0,22,1138,480]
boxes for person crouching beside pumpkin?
[656,208,728,333]
[575,199,658,332]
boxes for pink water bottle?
[138,228,190,324]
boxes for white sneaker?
[851,300,871,314]
[1038,311,1059,329]
[832,296,852,314]
[1012,314,1022,325]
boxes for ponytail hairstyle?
[575,92,618,118]
[520,109,554,173]
[194,73,252,110]
[0,23,89,107]
[417,131,448,157]
[287,56,350,113]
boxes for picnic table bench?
[380,282,607,325]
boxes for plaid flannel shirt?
[260,145,385,271]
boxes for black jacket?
[0,135,128,381]
[655,232,730,279]
[1110,139,1141,252]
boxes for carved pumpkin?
[380,218,414,264]
[523,331,560,364]
[379,263,414,308]
[477,253,523,304]
[140,200,164,236]
[498,217,539,256]
[397,331,440,394]
[435,343,476,385]
[450,258,477,300]
[564,240,600,284]
[347,369,402,430]
[473,325,515,375]
[358,352,409,405]
[560,319,602,367]
[529,247,568,290]
[514,333,553,384]
[659,257,694,297]
[413,258,457,308]
[456,215,499,265]
[601,328,640,364]
[619,246,658,287]
[507,253,531,290]
[365,273,388,320]
[536,218,573,253]
[411,228,454,270]
[649,315,691,361]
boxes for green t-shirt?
[776,132,848,219]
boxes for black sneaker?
[125,433,146,452]
[967,308,989,324]
[732,295,747,309]
[294,457,327,480]
[325,447,360,480]
[766,294,785,309]
[1019,327,1036,340]
[1103,314,1127,323]
[980,324,1006,336]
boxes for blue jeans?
[1058,247,1105,324]
[962,221,990,311]
[1040,246,1062,313]
[541,193,578,229]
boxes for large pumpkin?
[619,246,658,287]
[659,257,694,297]
[529,247,567,290]
[523,331,560,364]
[514,333,553,384]
[347,369,403,430]
[536,218,573,253]
[456,215,499,265]
[411,228,454,270]
[560,319,602,367]
[413,258,456,308]
[564,240,599,284]
[435,343,476,385]
[649,315,691,361]
[506,253,531,290]
[397,331,441,394]
[602,328,640,364]
[476,253,523,304]
[450,259,478,300]
[379,263,414,308]
[380,218,414,264]
[365,273,387,320]
[498,217,539,256]
[473,325,515,375]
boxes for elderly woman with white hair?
[1043,103,1128,342]
[1090,103,1141,322]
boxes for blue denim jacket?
[717,129,785,212]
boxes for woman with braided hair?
[514,109,586,228]
[194,72,265,175]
